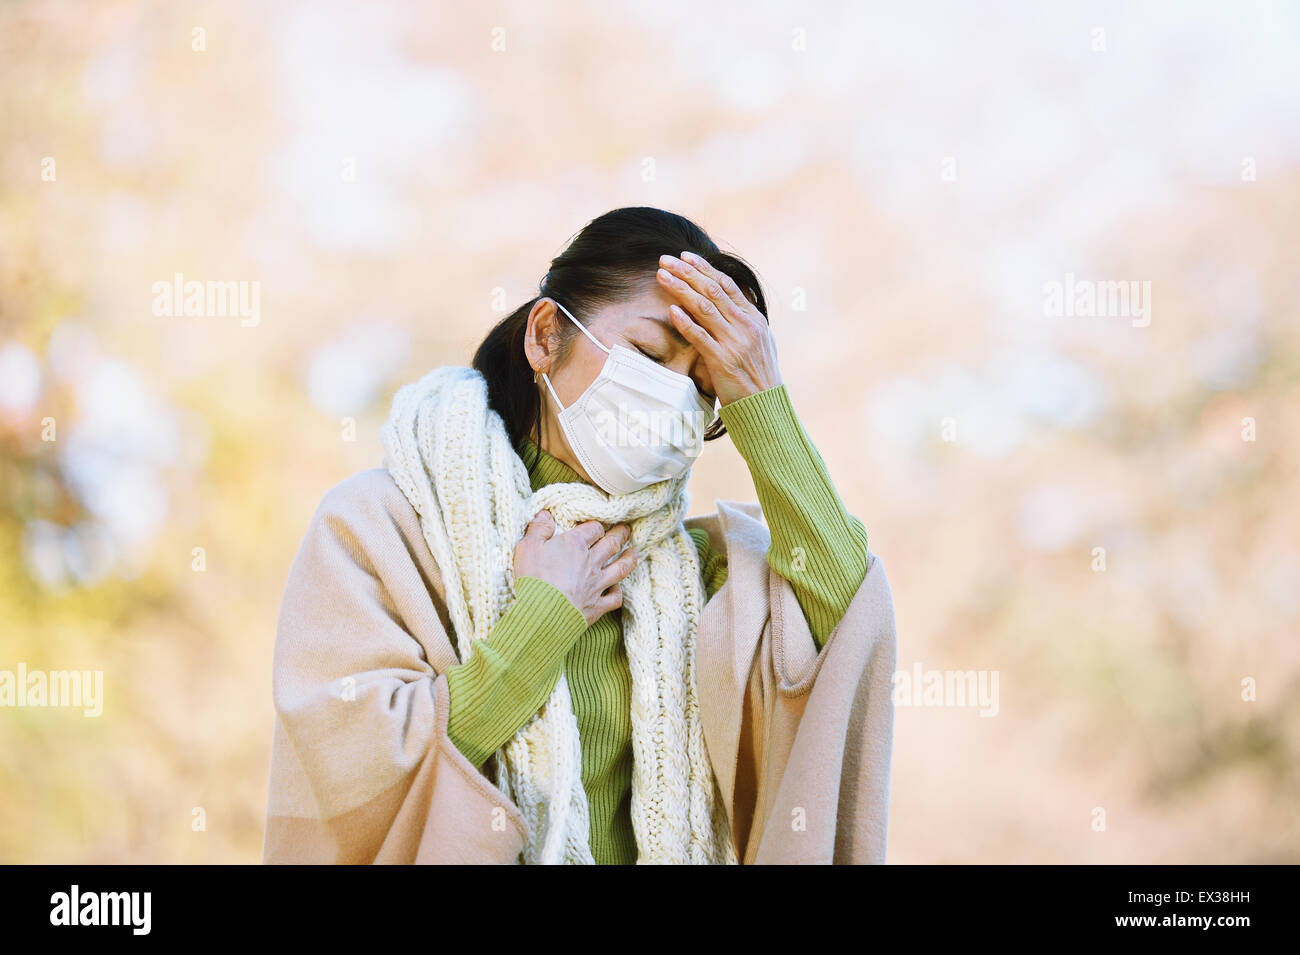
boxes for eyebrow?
[634,315,691,349]
[633,315,716,402]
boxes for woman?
[262,207,898,865]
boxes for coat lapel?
[695,499,770,854]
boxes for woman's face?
[524,283,717,481]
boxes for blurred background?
[1,0,1297,863]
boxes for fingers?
[525,509,556,541]
[679,250,755,315]
[657,268,727,342]
[593,584,624,618]
[590,524,632,566]
[565,519,606,548]
[596,546,638,592]
[687,251,752,314]
[668,304,722,358]
[658,253,744,337]
[534,516,630,557]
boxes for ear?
[524,299,562,376]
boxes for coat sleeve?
[261,469,529,864]
[696,500,897,864]
[753,547,897,863]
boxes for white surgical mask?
[539,300,717,495]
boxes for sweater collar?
[515,436,591,492]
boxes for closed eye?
[634,343,715,403]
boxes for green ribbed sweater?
[443,383,869,864]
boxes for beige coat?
[262,467,898,864]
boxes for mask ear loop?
[553,299,611,354]
[539,368,566,412]
[538,299,612,413]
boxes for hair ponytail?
[472,296,543,450]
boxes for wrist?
[718,383,798,452]
[511,575,589,637]
[718,376,783,408]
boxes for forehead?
[591,284,690,348]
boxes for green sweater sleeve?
[443,575,589,767]
[688,526,729,599]
[714,383,870,649]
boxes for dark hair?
[473,206,768,451]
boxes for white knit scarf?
[380,365,738,865]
